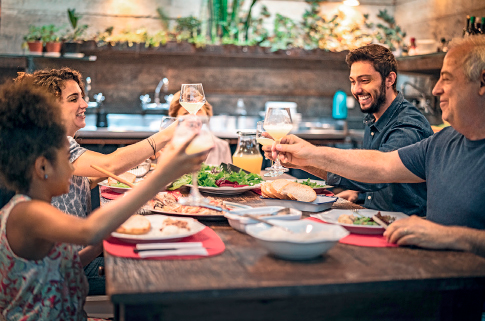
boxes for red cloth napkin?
[252,188,335,197]
[103,226,225,260]
[306,217,398,248]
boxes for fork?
[350,208,365,217]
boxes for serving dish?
[311,209,409,235]
[260,195,337,212]
[148,201,251,221]
[111,215,205,243]
[185,184,261,195]
[224,206,302,233]
[246,220,349,260]
[98,178,143,193]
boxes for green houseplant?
[41,24,63,54]
[23,25,43,53]
[62,8,88,56]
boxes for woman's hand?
[336,190,359,203]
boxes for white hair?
[448,36,485,82]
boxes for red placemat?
[306,217,397,248]
[252,188,334,197]
[103,226,225,260]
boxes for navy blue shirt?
[399,127,485,229]
[327,92,434,216]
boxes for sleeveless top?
[0,195,89,321]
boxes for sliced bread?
[268,179,292,199]
[116,214,151,235]
[284,182,317,202]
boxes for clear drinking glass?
[263,107,293,175]
[171,115,214,206]
[159,116,178,130]
[179,84,206,115]
[256,120,279,177]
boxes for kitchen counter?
[77,114,364,147]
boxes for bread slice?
[261,182,277,198]
[108,172,136,186]
[284,182,317,202]
[269,179,292,199]
[116,214,151,235]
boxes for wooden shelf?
[397,52,446,76]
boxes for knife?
[221,162,251,175]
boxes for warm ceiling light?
[343,0,360,6]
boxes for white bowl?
[224,206,302,233]
[246,220,349,260]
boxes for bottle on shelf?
[469,16,477,35]
[408,37,418,56]
[438,38,448,53]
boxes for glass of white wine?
[180,83,206,115]
[172,115,214,206]
[263,107,293,175]
[256,120,280,177]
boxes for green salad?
[296,178,326,188]
[109,182,131,188]
[168,164,263,190]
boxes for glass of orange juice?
[232,130,263,174]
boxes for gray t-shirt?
[398,127,485,229]
[51,136,91,219]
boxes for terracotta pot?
[45,42,62,53]
[27,41,43,53]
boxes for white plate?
[224,206,302,233]
[185,184,261,195]
[311,209,409,235]
[261,195,338,212]
[111,214,205,243]
[98,178,143,193]
[149,201,252,221]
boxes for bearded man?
[266,44,434,216]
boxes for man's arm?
[384,216,485,257]
[275,135,424,184]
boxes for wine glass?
[263,107,293,175]
[180,84,206,115]
[171,115,214,206]
[159,116,178,130]
[256,120,280,177]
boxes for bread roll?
[116,214,151,235]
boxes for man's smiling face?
[349,61,387,115]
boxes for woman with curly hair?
[0,79,206,320]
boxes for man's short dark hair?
[346,44,398,92]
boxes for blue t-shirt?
[327,93,433,216]
[399,127,485,229]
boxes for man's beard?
[360,80,387,114]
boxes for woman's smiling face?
[59,80,88,136]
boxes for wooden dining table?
[104,178,485,321]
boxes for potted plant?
[41,24,63,55]
[23,25,43,54]
[61,8,88,56]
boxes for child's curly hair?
[0,80,66,193]
[15,67,85,99]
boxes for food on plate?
[296,178,327,188]
[159,217,192,235]
[261,179,317,202]
[115,214,151,235]
[168,163,262,190]
[337,211,396,226]
[150,193,229,215]
[107,172,136,187]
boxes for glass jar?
[232,130,263,174]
